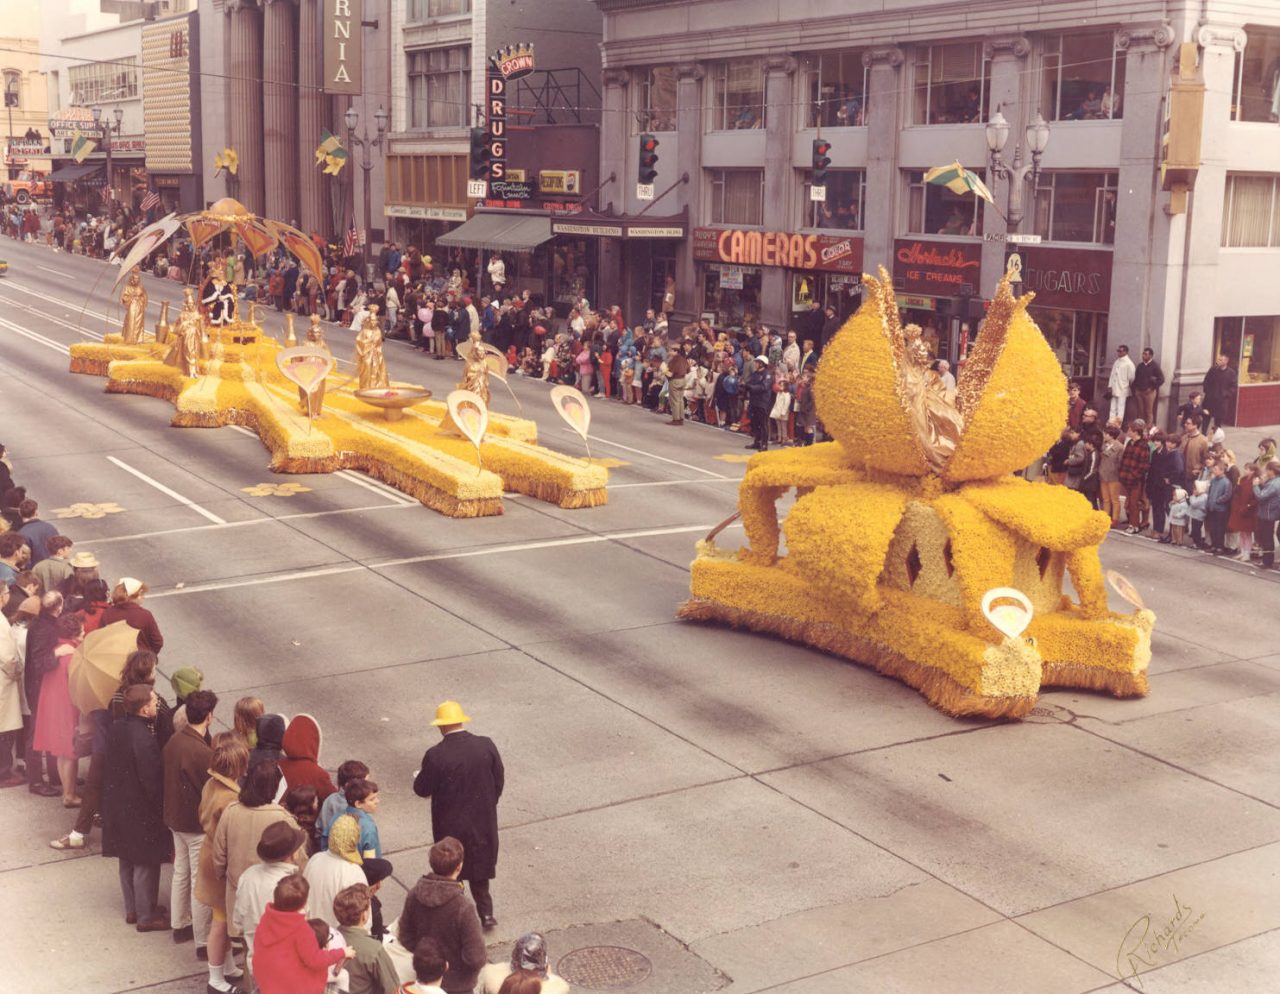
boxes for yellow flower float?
[679,268,1153,719]
[69,329,606,519]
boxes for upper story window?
[1232,25,1280,122]
[1041,32,1124,121]
[801,169,865,230]
[711,60,765,131]
[912,43,989,125]
[635,65,677,133]
[3,70,20,110]
[800,50,868,128]
[1221,174,1280,246]
[1033,172,1118,243]
[407,46,470,130]
[707,168,765,226]
[69,56,138,106]
[905,169,985,236]
[407,0,471,20]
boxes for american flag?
[100,186,114,204]
[343,224,359,259]
[140,190,161,212]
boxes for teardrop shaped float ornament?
[276,346,335,395]
[981,587,1034,640]
[1105,569,1146,611]
[550,384,591,458]
[447,389,489,472]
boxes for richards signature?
[1115,894,1207,988]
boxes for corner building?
[595,0,1280,427]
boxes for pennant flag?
[315,130,348,175]
[71,130,97,163]
[923,161,995,205]
[140,190,161,212]
[213,147,239,177]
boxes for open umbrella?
[924,161,995,204]
[67,621,139,713]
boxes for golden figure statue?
[154,300,171,345]
[284,312,298,347]
[458,329,491,406]
[120,268,148,344]
[299,314,332,417]
[354,304,389,390]
[165,289,206,377]
[900,323,964,474]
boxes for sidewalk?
[1221,422,1280,458]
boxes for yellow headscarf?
[328,814,363,865]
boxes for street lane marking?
[560,428,727,479]
[336,469,415,505]
[0,316,71,354]
[6,278,121,326]
[106,455,228,525]
[81,501,417,546]
[146,521,743,598]
[609,479,741,489]
[0,291,105,340]
[227,425,257,437]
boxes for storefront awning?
[436,213,552,253]
[47,162,103,183]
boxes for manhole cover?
[556,945,653,989]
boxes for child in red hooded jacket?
[279,713,338,801]
[253,873,352,994]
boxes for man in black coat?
[412,700,504,929]
[1202,354,1238,430]
[103,685,171,931]
[744,357,773,451]
[1132,347,1165,427]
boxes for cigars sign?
[324,0,363,96]
[693,227,863,274]
[894,239,981,295]
[1007,246,1113,310]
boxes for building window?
[912,43,988,124]
[800,50,867,128]
[68,56,138,106]
[906,169,985,236]
[2,70,20,110]
[1232,26,1280,122]
[1221,174,1280,247]
[1216,316,1279,387]
[635,65,677,133]
[1032,172,1118,243]
[407,46,470,130]
[801,169,865,230]
[1033,307,1108,383]
[407,0,471,20]
[711,60,765,130]
[703,266,763,329]
[707,169,765,226]
[1041,32,1125,121]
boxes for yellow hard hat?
[431,700,472,726]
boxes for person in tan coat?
[212,760,309,941]
[196,734,248,994]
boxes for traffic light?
[638,133,660,185]
[469,127,492,180]
[811,138,832,186]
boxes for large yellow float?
[679,269,1153,719]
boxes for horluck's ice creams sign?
[324,0,363,95]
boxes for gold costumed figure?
[284,311,298,346]
[165,289,207,377]
[154,300,171,344]
[299,314,331,416]
[458,329,491,405]
[120,268,148,344]
[354,304,389,390]
[900,323,964,474]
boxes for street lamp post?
[985,109,1051,231]
[91,105,124,208]
[345,104,389,283]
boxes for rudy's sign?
[692,227,863,274]
[324,0,363,95]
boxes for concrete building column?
[1169,24,1247,413]
[761,54,796,330]
[980,35,1031,297]
[297,0,326,235]
[860,47,904,272]
[225,0,265,214]
[1107,22,1177,416]
[598,68,629,312]
[674,61,704,323]
[263,0,299,224]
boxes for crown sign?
[494,43,536,79]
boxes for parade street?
[3,238,1279,994]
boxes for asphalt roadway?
[1,237,1278,994]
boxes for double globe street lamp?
[985,108,1051,231]
[91,104,124,205]
[345,104,389,282]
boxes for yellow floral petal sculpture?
[679,268,1153,719]
[69,332,606,517]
